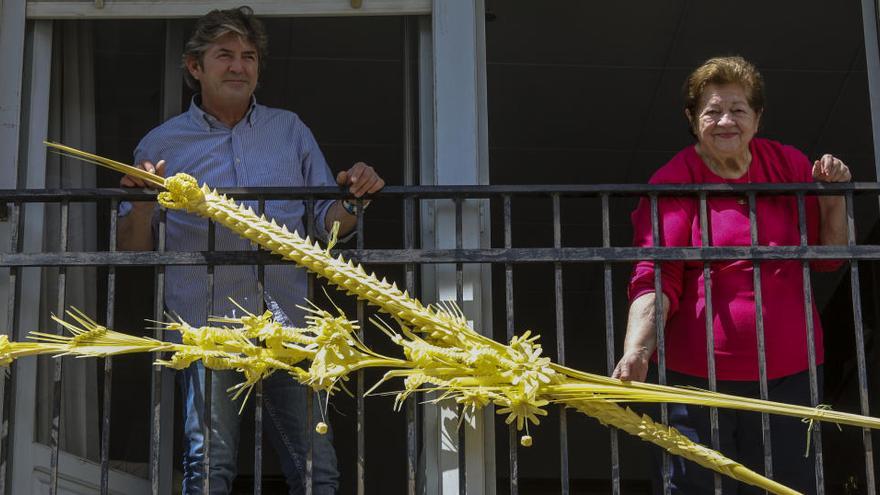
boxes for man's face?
[187,33,259,108]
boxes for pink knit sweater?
[629,138,841,380]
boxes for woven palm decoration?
[19,142,880,495]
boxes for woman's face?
[689,83,761,160]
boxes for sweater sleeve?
[628,158,695,315]
[786,146,844,272]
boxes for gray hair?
[181,6,268,91]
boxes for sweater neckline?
[690,142,759,184]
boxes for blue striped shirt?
[131,97,336,327]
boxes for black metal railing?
[0,183,878,495]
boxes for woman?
[611,56,850,494]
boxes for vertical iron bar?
[698,193,722,495]
[601,194,621,495]
[454,197,466,495]
[0,202,22,494]
[551,194,569,495]
[747,192,773,479]
[404,193,417,495]
[845,191,876,494]
[253,379,263,495]
[402,15,418,495]
[202,219,216,495]
[356,200,366,495]
[796,192,824,494]
[503,195,518,495]
[100,200,118,495]
[151,209,167,495]
[49,200,69,495]
[649,194,670,495]
[306,198,316,495]
[254,198,266,495]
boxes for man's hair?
[683,56,765,132]
[181,6,268,90]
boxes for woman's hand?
[812,153,850,248]
[612,346,651,382]
[611,292,668,382]
[812,154,851,183]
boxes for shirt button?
[235,157,241,163]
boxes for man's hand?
[336,162,384,199]
[812,154,851,183]
[117,160,165,251]
[120,160,166,214]
[121,160,166,188]
[611,346,651,382]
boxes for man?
[118,7,384,494]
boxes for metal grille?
[0,182,878,494]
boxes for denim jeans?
[179,363,339,495]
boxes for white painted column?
[6,19,54,495]
[0,0,28,489]
[0,0,27,388]
[419,0,495,493]
[0,0,27,189]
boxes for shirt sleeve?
[628,196,693,315]
[116,142,148,218]
[298,123,350,243]
[627,159,695,316]
[116,139,160,242]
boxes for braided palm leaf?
[40,142,880,495]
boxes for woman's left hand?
[812,154,851,183]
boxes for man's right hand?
[611,346,651,382]
[121,160,166,211]
[121,160,166,188]
[117,160,165,251]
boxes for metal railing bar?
[7,244,880,266]
[796,192,824,494]
[356,199,366,495]
[601,194,621,495]
[306,198,316,495]
[203,218,216,495]
[150,209,167,495]
[747,192,773,480]
[453,197,466,495]
[503,195,518,495]
[402,13,418,495]
[306,390,314,495]
[650,194,671,495]
[845,190,876,495]
[552,194,570,495]
[49,200,70,495]
[698,193,722,495]
[254,198,266,495]
[100,200,118,495]
[254,373,263,495]
[403,193,417,495]
[2,181,878,202]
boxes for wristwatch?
[342,199,370,215]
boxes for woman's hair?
[683,56,765,126]
[181,6,268,90]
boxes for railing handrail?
[2,245,878,266]
[0,182,877,202]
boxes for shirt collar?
[188,94,258,131]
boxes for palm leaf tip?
[44,141,166,189]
